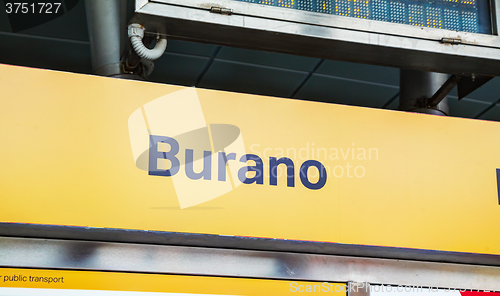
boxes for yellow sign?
[1,64,500,255]
[0,268,346,295]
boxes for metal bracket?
[426,74,494,106]
[457,75,494,100]
[427,75,461,107]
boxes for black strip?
[195,46,221,87]
[474,96,500,119]
[496,168,500,205]
[0,222,499,266]
[289,59,324,98]
[381,91,400,109]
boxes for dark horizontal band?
[0,222,499,266]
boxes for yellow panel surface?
[0,268,346,295]
[1,64,500,255]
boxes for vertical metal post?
[399,70,449,116]
[85,0,137,79]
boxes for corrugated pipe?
[128,23,167,61]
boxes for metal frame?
[131,0,500,76]
[1,222,499,267]
[1,236,499,291]
[154,0,500,45]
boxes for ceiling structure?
[1,0,500,121]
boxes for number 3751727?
[5,2,62,14]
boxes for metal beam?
[0,237,499,291]
[428,75,460,107]
[1,222,499,267]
